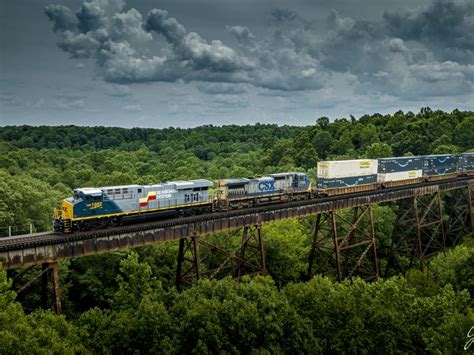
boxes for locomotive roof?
[99,184,141,190]
[167,179,213,189]
[75,188,103,196]
[269,172,305,177]
[220,178,250,185]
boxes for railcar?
[315,153,474,196]
[54,179,213,233]
[316,159,378,196]
[377,156,423,188]
[459,152,474,175]
[422,154,459,181]
[216,172,311,210]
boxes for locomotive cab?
[54,188,104,233]
[268,172,311,191]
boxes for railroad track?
[1,175,472,253]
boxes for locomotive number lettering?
[88,202,102,209]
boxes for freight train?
[54,153,474,233]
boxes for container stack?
[378,156,423,183]
[459,152,474,174]
[317,159,378,189]
[422,154,458,176]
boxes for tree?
[454,116,474,149]
[0,269,84,354]
[170,277,317,353]
[312,131,333,160]
[264,219,310,287]
[78,252,173,353]
[365,142,393,159]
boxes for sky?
[0,0,473,128]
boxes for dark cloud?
[44,4,77,32]
[144,9,186,45]
[384,0,474,63]
[96,40,168,83]
[57,31,101,58]
[44,0,474,97]
[145,9,252,73]
[384,1,474,48]
[110,8,152,42]
[271,8,297,23]
[76,1,106,33]
[226,25,255,43]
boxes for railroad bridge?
[1,176,473,314]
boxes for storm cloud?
[43,0,474,96]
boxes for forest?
[0,108,474,353]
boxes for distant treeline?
[1,107,473,161]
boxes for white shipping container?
[317,159,378,179]
[378,170,423,183]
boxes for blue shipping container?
[317,174,377,189]
[378,157,423,173]
[459,153,474,173]
[422,154,458,176]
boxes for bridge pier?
[385,191,446,275]
[176,234,200,289]
[176,224,267,290]
[306,204,379,282]
[443,186,474,245]
[14,262,62,315]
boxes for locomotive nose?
[61,199,74,219]
[54,199,74,233]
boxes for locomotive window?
[122,188,129,194]
[229,184,245,190]
[114,188,121,194]
[138,188,142,193]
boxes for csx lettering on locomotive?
[258,181,275,191]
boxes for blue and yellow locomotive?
[54,179,213,233]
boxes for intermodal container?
[422,154,458,176]
[459,152,474,173]
[378,157,423,173]
[378,170,423,183]
[317,159,378,179]
[316,174,378,189]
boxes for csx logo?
[258,181,275,191]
